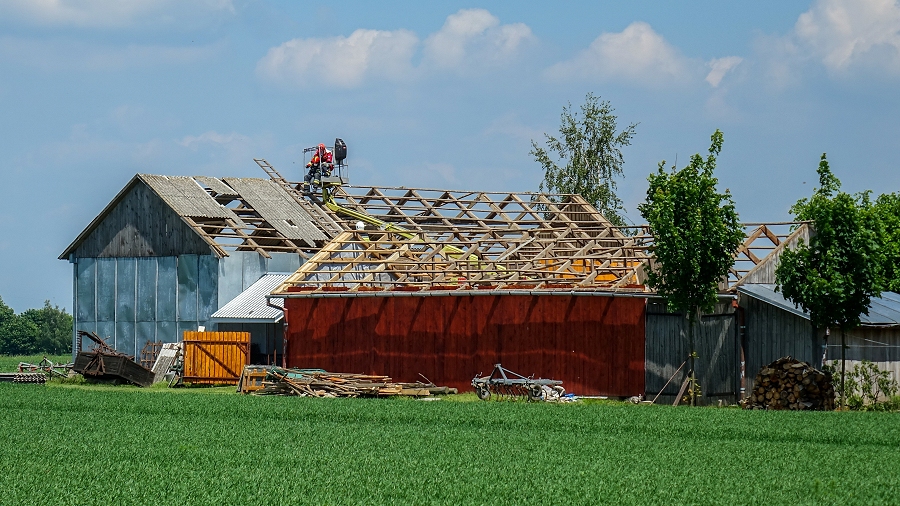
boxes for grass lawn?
[1,382,898,505]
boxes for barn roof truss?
[272,225,650,296]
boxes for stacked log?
[742,356,835,410]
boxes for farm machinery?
[472,364,564,401]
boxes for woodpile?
[251,367,457,398]
[742,356,835,410]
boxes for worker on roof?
[304,143,334,188]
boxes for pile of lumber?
[742,356,835,410]
[251,367,456,398]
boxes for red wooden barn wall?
[283,294,645,396]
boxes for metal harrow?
[471,364,563,401]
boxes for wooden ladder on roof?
[253,158,344,238]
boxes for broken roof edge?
[59,173,226,260]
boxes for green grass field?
[0,354,71,372]
[1,382,899,505]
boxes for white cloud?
[256,29,419,88]
[0,36,221,71]
[257,9,535,88]
[0,0,234,28]
[793,0,900,74]
[705,56,743,87]
[545,22,692,86]
[422,8,535,71]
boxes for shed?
[737,284,900,390]
[211,273,289,364]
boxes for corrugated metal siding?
[182,331,250,384]
[284,294,645,396]
[72,255,219,356]
[211,273,288,321]
[645,311,739,404]
[72,180,212,258]
[824,328,900,387]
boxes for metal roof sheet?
[737,284,900,327]
[193,176,239,198]
[211,273,289,322]
[223,178,326,246]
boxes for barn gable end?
[61,176,212,259]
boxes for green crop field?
[0,354,71,372]
[1,383,898,505]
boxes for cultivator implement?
[471,364,564,401]
[17,357,73,379]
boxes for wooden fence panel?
[182,331,250,385]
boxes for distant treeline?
[0,296,72,355]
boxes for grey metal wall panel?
[242,251,266,290]
[136,258,157,322]
[96,321,115,348]
[157,257,177,322]
[116,321,136,357]
[156,320,177,343]
[177,320,199,340]
[218,254,244,311]
[198,255,218,323]
[177,255,199,321]
[116,258,136,323]
[136,321,156,353]
[96,258,116,322]
[75,258,96,323]
[268,252,301,273]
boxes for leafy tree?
[0,296,73,355]
[638,130,744,405]
[775,154,883,406]
[20,301,73,355]
[531,92,637,227]
[873,192,900,292]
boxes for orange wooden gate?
[182,331,250,385]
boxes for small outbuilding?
[737,284,900,390]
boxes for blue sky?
[2,0,899,312]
